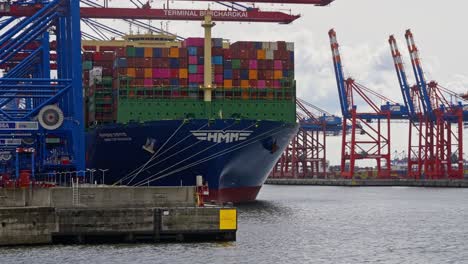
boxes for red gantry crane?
[270,98,342,179]
[404,30,466,179]
[329,29,408,179]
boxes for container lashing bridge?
[329,29,408,179]
[270,98,342,179]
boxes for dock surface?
[266,178,468,187]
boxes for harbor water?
[2,185,468,263]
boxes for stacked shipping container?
[83,38,295,124]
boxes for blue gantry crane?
[0,0,84,185]
[329,29,408,179]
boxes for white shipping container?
[270,42,278,50]
[286,42,294,51]
[89,66,103,86]
[265,50,274,60]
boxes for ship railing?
[116,85,295,101]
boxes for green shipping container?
[188,65,197,74]
[102,76,113,86]
[232,59,241,69]
[126,47,136,57]
[83,61,93,70]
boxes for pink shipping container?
[153,68,170,78]
[189,56,198,64]
[249,60,258,69]
[197,65,204,74]
[215,74,223,83]
[184,37,204,47]
[274,60,283,70]
[257,80,266,88]
[144,79,152,87]
[273,80,281,88]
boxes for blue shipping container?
[224,69,233,79]
[170,58,180,68]
[212,56,223,65]
[188,47,197,56]
[153,48,162,58]
[135,47,145,57]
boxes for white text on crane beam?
[163,10,249,18]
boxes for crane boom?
[389,35,416,117]
[0,5,300,24]
[328,29,349,117]
[405,29,433,117]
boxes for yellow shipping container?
[144,68,152,78]
[274,70,283,80]
[169,47,179,58]
[179,68,188,79]
[223,80,232,88]
[241,80,249,88]
[144,47,153,58]
[127,68,136,77]
[257,49,265,60]
[249,70,258,80]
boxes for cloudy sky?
[84,0,468,165]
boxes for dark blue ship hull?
[86,119,298,202]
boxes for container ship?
[82,31,298,203]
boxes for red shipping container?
[265,60,274,69]
[92,52,102,61]
[212,47,224,56]
[161,48,170,57]
[143,58,152,68]
[135,68,145,78]
[257,60,266,70]
[179,60,188,68]
[179,78,188,86]
[265,70,273,79]
[101,52,114,61]
[233,79,240,87]
[232,69,241,79]
[214,65,223,74]
[277,41,287,51]
[102,68,113,76]
[115,48,125,57]
[265,80,273,88]
[84,52,93,61]
[189,56,197,64]
[179,48,188,58]
[126,58,135,68]
[258,70,266,80]
[223,49,232,59]
[197,47,204,56]
[240,59,249,69]
[170,69,179,78]
[249,80,257,87]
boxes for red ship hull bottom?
[206,186,262,204]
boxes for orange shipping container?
[127,68,136,77]
[257,49,265,60]
[274,70,282,80]
[249,70,258,80]
[223,80,233,88]
[179,68,188,79]
[144,47,153,58]
[241,80,249,88]
[144,68,152,78]
[169,47,179,58]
